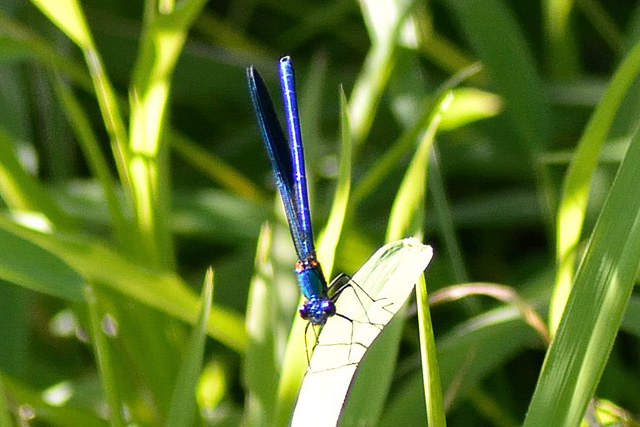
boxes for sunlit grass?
[0,1,639,426]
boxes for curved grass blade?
[0,224,84,301]
[317,87,353,283]
[0,217,245,351]
[84,285,125,427]
[30,0,130,199]
[416,274,445,427]
[243,224,280,426]
[167,268,214,427]
[523,107,640,427]
[342,88,451,427]
[292,238,433,426]
[0,129,73,229]
[273,77,352,426]
[550,40,640,332]
[0,377,12,427]
[1,375,107,426]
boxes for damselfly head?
[299,297,336,325]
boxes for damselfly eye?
[299,305,311,320]
[322,300,336,317]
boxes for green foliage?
[1,0,640,426]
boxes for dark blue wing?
[246,65,307,259]
[278,57,316,259]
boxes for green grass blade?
[0,376,14,427]
[0,217,246,351]
[0,128,74,229]
[292,239,433,426]
[244,224,280,426]
[437,305,541,408]
[577,0,624,53]
[273,316,307,427]
[29,0,93,48]
[167,268,214,427]
[317,87,353,278]
[338,86,450,427]
[445,0,555,230]
[274,81,354,426]
[30,0,131,208]
[437,88,503,131]
[1,375,108,426]
[417,275,445,427]
[445,0,550,151]
[352,62,482,206]
[85,286,125,427]
[169,130,266,203]
[523,114,640,427]
[381,90,450,427]
[0,224,83,301]
[551,39,640,332]
[327,79,442,427]
[428,147,469,283]
[349,0,417,145]
[387,92,451,241]
[51,75,130,245]
[543,0,580,78]
[127,0,208,267]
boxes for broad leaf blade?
[292,239,433,425]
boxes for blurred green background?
[2,0,640,425]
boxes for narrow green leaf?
[340,87,451,426]
[437,305,540,407]
[167,268,214,427]
[274,82,354,426]
[244,224,280,426]
[0,225,83,301]
[551,39,640,332]
[169,130,266,203]
[524,113,640,426]
[445,0,550,151]
[0,217,246,351]
[577,0,624,53]
[387,92,451,241]
[30,0,131,200]
[51,75,130,246]
[85,285,125,427]
[437,88,503,131]
[0,128,73,228]
[292,239,433,426]
[0,377,13,427]
[1,375,107,426]
[317,87,353,278]
[29,0,93,48]
[352,62,482,206]
[417,275,445,427]
[543,0,580,78]
[274,314,307,427]
[350,0,417,145]
[127,0,208,268]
